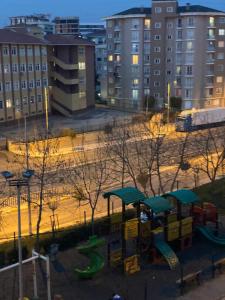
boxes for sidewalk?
[177,273,225,300]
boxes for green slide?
[154,238,179,270]
[196,226,225,246]
[75,235,105,279]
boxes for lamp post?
[1,170,34,300]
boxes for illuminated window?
[115,55,120,62]
[144,19,151,29]
[132,55,139,65]
[78,62,86,70]
[216,76,223,83]
[108,55,113,62]
[218,41,225,47]
[219,29,225,36]
[6,99,12,108]
[209,17,215,26]
[132,78,139,86]
[132,89,139,100]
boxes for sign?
[124,255,140,275]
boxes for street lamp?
[1,169,34,300]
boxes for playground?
[2,187,225,299]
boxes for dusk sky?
[1,0,225,26]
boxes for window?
[187,29,194,39]
[154,47,161,52]
[132,89,139,100]
[219,17,225,24]
[131,31,139,41]
[42,63,47,72]
[187,41,193,51]
[178,18,182,28]
[115,55,120,62]
[144,66,150,75]
[167,47,172,52]
[144,77,150,84]
[205,88,213,97]
[219,29,225,36]
[132,55,139,65]
[21,81,27,89]
[208,29,215,39]
[155,22,161,29]
[108,34,112,39]
[218,41,225,48]
[177,30,182,39]
[167,7,173,13]
[185,89,193,99]
[176,42,182,51]
[167,22,173,28]
[176,66,182,75]
[34,47,40,56]
[20,64,26,72]
[3,47,9,55]
[12,64,18,73]
[19,47,25,56]
[185,53,194,64]
[15,99,20,111]
[11,46,17,56]
[154,35,161,40]
[144,89,150,95]
[0,100,3,109]
[6,99,12,108]
[37,95,42,102]
[188,17,194,27]
[154,70,160,75]
[155,7,162,13]
[78,47,85,55]
[131,19,140,29]
[144,43,150,53]
[131,43,139,53]
[167,35,172,40]
[185,77,193,87]
[4,64,10,73]
[29,80,34,89]
[132,78,139,87]
[28,64,33,72]
[217,64,224,72]
[144,55,150,63]
[41,47,47,56]
[5,82,11,92]
[131,66,139,73]
[108,55,113,62]
[30,96,35,104]
[43,78,48,87]
[0,82,2,92]
[154,81,160,87]
[186,65,193,75]
[78,62,86,70]
[14,81,19,90]
[144,31,150,41]
[23,97,28,105]
[144,19,151,29]
[216,76,223,83]
[35,64,41,72]
[27,46,33,56]
[107,20,113,28]
[79,91,86,98]
[154,58,160,64]
[209,17,215,27]
[217,53,224,60]
[216,87,223,94]
[36,80,41,88]
[167,58,171,63]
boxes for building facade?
[9,14,54,35]
[0,29,95,124]
[80,23,105,35]
[105,1,225,111]
[0,29,48,123]
[46,35,95,116]
[54,17,80,35]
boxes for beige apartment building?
[105,0,225,111]
[0,29,95,124]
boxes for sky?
[0,0,225,26]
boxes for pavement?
[177,273,225,300]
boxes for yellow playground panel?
[181,217,193,237]
[110,249,122,267]
[167,221,180,242]
[124,218,139,240]
[124,255,140,275]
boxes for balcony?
[52,72,79,85]
[207,35,216,40]
[53,56,78,70]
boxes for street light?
[1,170,34,300]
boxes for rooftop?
[45,34,95,46]
[0,29,47,45]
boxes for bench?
[213,258,225,277]
[176,270,202,295]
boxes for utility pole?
[167,82,171,124]
[24,116,32,235]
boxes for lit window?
[218,41,225,48]
[108,55,113,62]
[132,89,139,100]
[78,62,86,70]
[219,29,225,36]
[132,55,139,65]
[209,17,215,27]
[132,79,139,86]
[4,65,10,73]
[144,19,151,29]
[115,55,120,62]
[187,41,193,51]
[216,76,223,83]
[6,99,12,108]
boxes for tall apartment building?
[105,1,225,111]
[0,29,48,123]
[46,35,95,116]
[9,14,54,35]
[54,17,80,35]
[0,29,95,124]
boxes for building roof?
[45,34,95,46]
[141,196,173,214]
[111,5,224,18]
[0,29,47,44]
[164,189,200,205]
[103,187,146,205]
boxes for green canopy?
[141,196,174,214]
[164,189,199,205]
[103,187,146,205]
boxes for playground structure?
[0,250,51,300]
[102,187,223,275]
[74,235,105,279]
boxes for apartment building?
[0,29,48,123]
[46,35,95,116]
[105,1,225,111]
[80,23,105,35]
[0,29,95,124]
[9,14,54,35]
[54,17,80,35]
